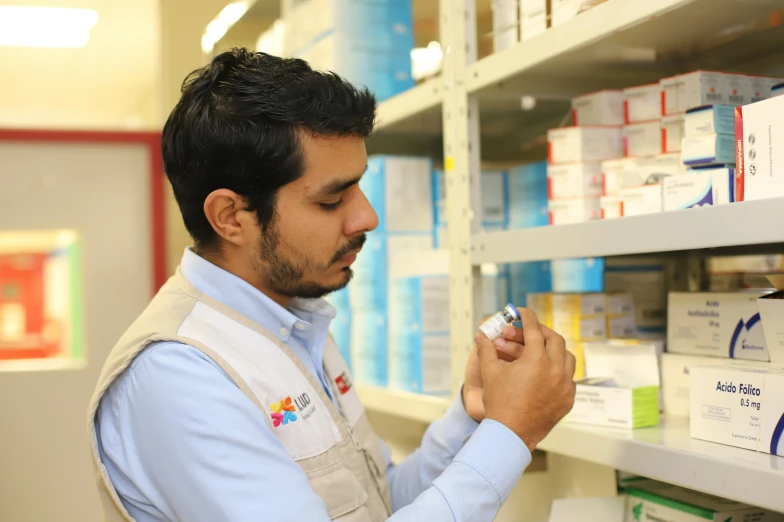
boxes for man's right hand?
[477,307,576,452]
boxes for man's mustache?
[330,234,367,264]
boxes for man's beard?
[255,224,366,299]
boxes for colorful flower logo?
[270,396,297,427]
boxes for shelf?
[539,414,784,512]
[356,385,452,423]
[472,198,784,265]
[367,78,444,157]
[467,0,784,98]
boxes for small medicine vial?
[478,303,520,341]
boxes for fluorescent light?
[201,1,249,54]
[0,6,98,48]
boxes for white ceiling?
[0,0,161,129]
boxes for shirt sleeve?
[97,342,531,522]
[386,394,532,520]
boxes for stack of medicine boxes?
[506,161,551,307]
[281,0,415,102]
[325,287,352,373]
[549,92,622,224]
[616,82,685,217]
[662,71,748,211]
[350,155,434,387]
[527,292,637,380]
[432,169,510,316]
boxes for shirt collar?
[179,248,335,341]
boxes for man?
[87,48,576,522]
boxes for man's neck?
[197,248,292,309]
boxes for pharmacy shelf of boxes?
[247,0,784,514]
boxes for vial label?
[479,313,508,341]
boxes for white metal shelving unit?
[358,0,784,511]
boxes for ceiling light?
[0,6,98,48]
[201,1,249,54]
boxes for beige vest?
[86,271,393,521]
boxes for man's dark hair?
[162,47,377,252]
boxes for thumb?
[476,332,499,376]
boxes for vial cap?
[505,303,521,321]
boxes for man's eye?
[319,199,344,211]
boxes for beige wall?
[0,142,155,522]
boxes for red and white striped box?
[572,90,624,126]
[623,83,661,123]
[623,120,662,157]
[547,162,603,199]
[548,197,601,225]
[661,113,685,153]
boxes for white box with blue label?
[681,133,735,166]
[691,365,784,455]
[662,168,734,211]
[684,104,735,136]
[389,275,451,394]
[508,161,549,229]
[668,292,769,361]
[362,155,434,233]
[350,309,389,387]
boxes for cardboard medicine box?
[667,292,769,361]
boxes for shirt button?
[294,322,306,331]
[279,327,289,337]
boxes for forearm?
[387,395,478,507]
[387,420,531,521]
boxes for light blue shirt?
[95,248,531,521]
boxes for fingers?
[501,325,524,344]
[495,340,524,361]
[544,326,566,367]
[517,308,546,361]
[476,331,500,375]
[564,349,576,380]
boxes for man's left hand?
[462,323,525,423]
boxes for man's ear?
[203,189,256,247]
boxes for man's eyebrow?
[312,167,367,197]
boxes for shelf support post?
[440,0,482,396]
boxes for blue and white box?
[684,105,736,137]
[326,287,352,371]
[508,261,552,308]
[362,155,434,234]
[433,169,509,248]
[283,0,414,53]
[350,310,389,387]
[663,168,735,211]
[667,292,769,361]
[349,233,433,310]
[389,276,451,394]
[296,35,414,101]
[508,161,549,229]
[681,133,735,166]
[551,258,605,293]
